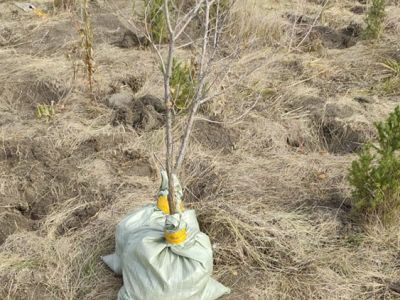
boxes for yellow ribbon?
[32,8,47,17]
[157,195,184,214]
[164,227,187,244]
[157,195,170,214]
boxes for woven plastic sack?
[117,211,230,300]
[102,204,164,274]
[102,170,183,274]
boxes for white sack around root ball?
[102,208,230,300]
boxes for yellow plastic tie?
[157,195,170,214]
[32,8,47,18]
[164,227,187,245]
[157,195,185,214]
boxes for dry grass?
[0,0,400,299]
[228,0,291,49]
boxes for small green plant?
[169,58,197,111]
[379,58,400,95]
[348,106,400,224]
[362,0,386,39]
[381,77,400,95]
[381,58,400,76]
[36,103,55,121]
[147,0,168,43]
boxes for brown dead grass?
[0,0,400,299]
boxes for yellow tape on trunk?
[32,8,47,17]
[157,195,170,214]
[157,195,184,214]
[164,227,187,244]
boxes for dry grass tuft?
[228,0,291,49]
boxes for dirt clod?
[121,75,144,94]
[132,104,164,131]
[112,94,165,130]
[341,23,363,38]
[115,30,149,48]
[112,106,134,126]
[311,25,358,49]
[137,95,165,114]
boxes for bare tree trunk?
[163,0,177,214]
[145,0,227,213]
[113,0,253,212]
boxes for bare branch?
[194,95,260,125]
[105,0,167,73]
[199,62,262,105]
[174,101,200,172]
[164,0,174,38]
[174,0,208,40]
[212,0,236,49]
[175,0,212,172]
[144,4,166,70]
[295,0,330,49]
[153,153,166,170]
[116,0,247,209]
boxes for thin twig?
[199,62,263,104]
[174,0,208,39]
[194,95,260,125]
[295,0,330,49]
[174,0,212,172]
[153,153,166,170]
